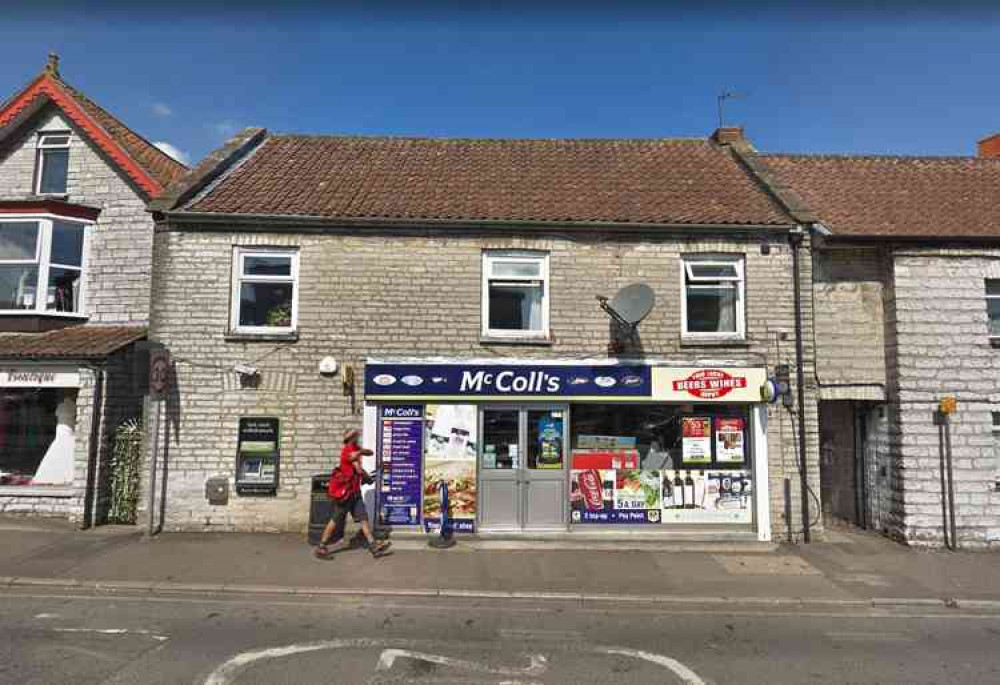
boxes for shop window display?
[569,404,752,525]
[0,389,65,485]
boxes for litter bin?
[308,473,331,546]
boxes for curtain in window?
[716,286,736,332]
[522,286,542,330]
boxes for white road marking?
[203,638,707,685]
[51,627,168,641]
[825,631,916,642]
[375,648,548,676]
[34,612,60,619]
[597,646,708,685]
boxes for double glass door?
[479,406,567,531]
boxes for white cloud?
[153,141,190,165]
[211,120,240,138]
[151,102,173,117]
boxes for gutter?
[789,226,812,543]
[154,210,797,235]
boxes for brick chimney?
[978,133,1000,158]
[712,127,745,146]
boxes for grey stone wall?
[146,225,821,537]
[812,246,886,396]
[0,107,155,324]
[887,248,1000,547]
[0,106,153,521]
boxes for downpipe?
[790,228,811,543]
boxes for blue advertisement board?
[377,405,423,526]
[365,362,651,398]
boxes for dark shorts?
[332,493,368,524]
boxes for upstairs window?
[231,248,299,334]
[986,279,1000,339]
[482,251,549,339]
[36,133,70,195]
[682,256,745,339]
[0,218,87,315]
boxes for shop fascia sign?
[365,362,651,399]
[652,367,767,403]
[0,365,80,388]
[365,361,766,402]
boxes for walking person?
[315,428,390,559]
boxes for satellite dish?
[608,283,655,326]
[598,283,655,330]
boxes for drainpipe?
[790,227,811,543]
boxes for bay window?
[231,247,299,334]
[682,256,745,339]
[0,217,87,315]
[482,251,549,339]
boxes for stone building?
[0,57,187,523]
[146,126,822,542]
[753,151,1000,548]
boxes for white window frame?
[0,214,90,317]
[35,132,71,196]
[481,250,550,340]
[230,247,299,335]
[986,279,1000,340]
[680,255,746,340]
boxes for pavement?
[1,516,999,610]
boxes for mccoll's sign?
[364,362,766,402]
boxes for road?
[1,587,998,685]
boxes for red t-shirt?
[340,443,361,475]
[336,443,362,497]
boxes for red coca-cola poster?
[577,469,604,511]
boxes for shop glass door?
[479,406,567,531]
[479,408,521,530]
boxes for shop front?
[364,360,772,541]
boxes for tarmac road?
[1,587,999,685]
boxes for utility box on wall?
[205,477,229,505]
[235,417,280,495]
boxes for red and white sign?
[653,366,765,403]
[672,369,747,400]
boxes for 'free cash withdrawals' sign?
[377,405,423,526]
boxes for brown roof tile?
[185,135,793,226]
[57,80,188,189]
[0,325,145,359]
[761,154,1000,238]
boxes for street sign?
[149,348,171,400]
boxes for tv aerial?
[597,283,655,349]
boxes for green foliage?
[106,418,143,524]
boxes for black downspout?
[790,229,811,543]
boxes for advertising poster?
[377,405,423,526]
[682,417,712,463]
[661,469,753,523]
[570,463,662,524]
[715,417,746,463]
[424,404,477,533]
[536,414,563,469]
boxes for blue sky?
[3,1,999,166]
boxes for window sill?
[225,331,299,343]
[0,485,76,497]
[480,335,554,347]
[680,336,750,348]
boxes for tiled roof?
[0,325,145,359]
[57,80,187,189]
[0,63,187,196]
[184,135,794,226]
[761,154,1000,238]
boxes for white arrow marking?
[375,648,547,676]
[596,646,708,685]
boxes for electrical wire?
[784,399,822,533]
